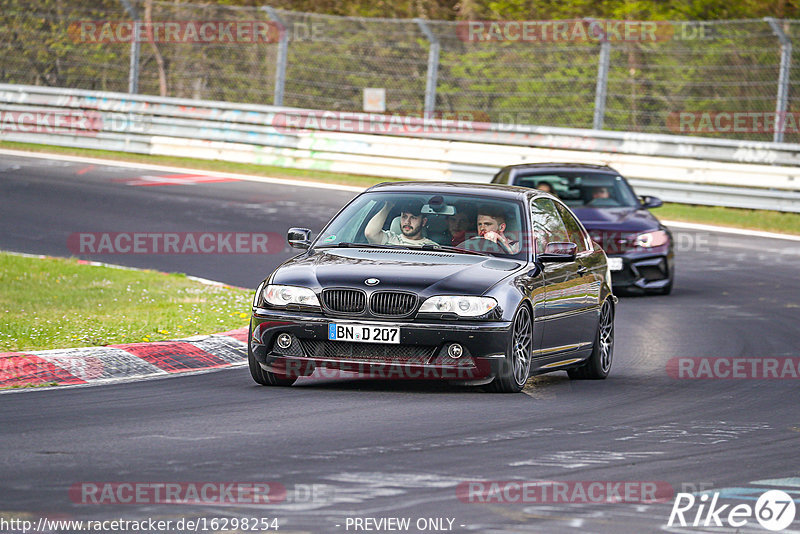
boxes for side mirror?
[639,195,663,209]
[287,227,312,249]
[538,242,577,263]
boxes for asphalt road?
[1,152,799,533]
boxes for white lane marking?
[509,450,664,469]
[751,478,800,488]
[613,421,771,445]
[0,148,365,193]
[663,219,800,242]
[292,422,767,461]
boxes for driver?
[591,186,611,200]
[476,206,519,254]
[365,200,438,247]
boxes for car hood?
[271,247,524,296]
[571,206,661,233]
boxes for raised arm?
[365,201,394,244]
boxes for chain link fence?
[2,1,799,143]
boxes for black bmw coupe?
[249,182,616,393]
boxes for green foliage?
[1,1,799,141]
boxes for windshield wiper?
[316,242,411,250]
[420,244,490,257]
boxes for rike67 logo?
[668,490,796,531]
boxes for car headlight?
[419,296,497,317]
[262,284,320,308]
[634,230,669,248]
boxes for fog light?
[448,343,463,359]
[276,333,292,349]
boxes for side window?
[555,202,590,253]
[530,198,569,254]
[492,169,510,185]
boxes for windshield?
[515,171,639,208]
[315,191,528,258]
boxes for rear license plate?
[328,323,400,344]
[607,257,623,271]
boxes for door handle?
[577,266,588,275]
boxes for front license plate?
[607,257,623,271]
[328,323,400,344]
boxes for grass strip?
[657,203,800,235]
[0,252,252,352]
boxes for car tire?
[248,324,297,387]
[486,305,533,393]
[655,274,673,295]
[650,264,674,295]
[568,299,614,380]
[655,282,672,295]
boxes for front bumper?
[250,309,512,381]
[610,251,673,291]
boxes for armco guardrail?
[1,84,799,212]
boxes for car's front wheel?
[568,299,614,380]
[486,305,532,393]
[248,324,297,387]
[653,270,674,295]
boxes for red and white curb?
[0,327,249,390]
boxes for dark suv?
[492,163,673,295]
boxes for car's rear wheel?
[486,305,532,393]
[568,299,614,380]
[248,324,297,387]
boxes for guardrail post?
[415,19,440,118]
[119,0,140,94]
[766,18,792,144]
[593,37,610,130]
[263,6,289,107]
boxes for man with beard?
[365,200,438,247]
